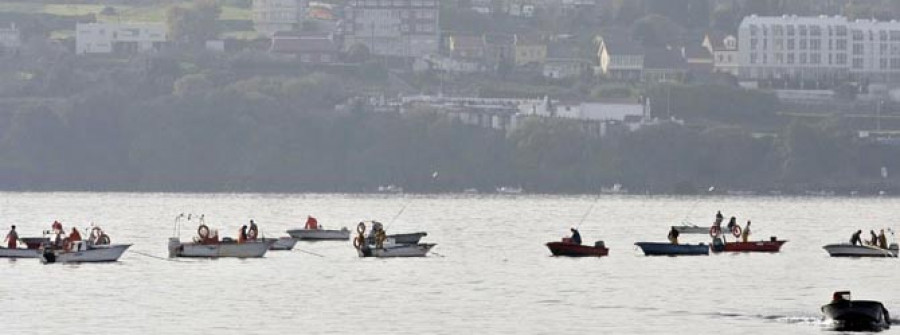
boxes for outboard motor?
[167,238,181,258]
[42,249,56,264]
[594,241,606,249]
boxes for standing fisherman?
[4,225,18,249]
[248,220,259,241]
[668,226,680,245]
[741,221,751,243]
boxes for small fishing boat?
[41,241,132,263]
[377,184,403,193]
[168,238,274,258]
[286,228,350,241]
[367,232,427,245]
[546,240,608,257]
[357,241,435,258]
[711,237,787,253]
[0,237,48,258]
[353,222,434,258]
[168,214,274,258]
[823,243,899,257]
[822,291,891,331]
[634,242,709,256]
[263,237,298,251]
[673,224,710,234]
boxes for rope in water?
[128,250,196,262]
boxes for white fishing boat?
[357,241,436,258]
[0,247,40,258]
[673,223,710,234]
[286,228,350,241]
[823,243,899,258]
[168,238,273,258]
[168,214,274,258]
[42,242,132,263]
[377,185,403,193]
[264,237,298,251]
[0,237,48,258]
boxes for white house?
[702,32,738,75]
[76,22,166,54]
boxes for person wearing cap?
[715,211,724,226]
[878,229,888,249]
[4,225,18,249]
[569,227,582,245]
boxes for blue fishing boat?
[634,242,709,256]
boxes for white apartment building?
[252,0,309,37]
[343,0,439,58]
[739,15,900,82]
[76,22,166,54]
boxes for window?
[891,31,900,41]
[787,25,795,36]
[750,38,758,49]
[800,53,807,64]
[799,25,808,35]
[852,30,863,41]
[750,53,757,64]
[787,39,795,50]
[853,43,863,55]
[836,40,847,50]
[836,53,846,65]
[852,58,863,68]
[810,39,821,50]
[892,58,900,69]
[775,53,784,64]
[787,53,794,64]
[800,39,807,50]
[749,25,758,36]
[773,25,783,36]
[810,26,822,36]
[775,39,783,50]
[880,59,888,69]
[811,53,821,64]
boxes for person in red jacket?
[5,225,18,249]
[305,216,319,230]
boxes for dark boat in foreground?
[711,238,787,253]
[634,242,709,256]
[822,291,891,332]
[546,241,609,257]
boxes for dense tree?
[166,0,222,45]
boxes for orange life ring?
[248,228,258,240]
[356,222,365,234]
[97,234,110,245]
[731,225,742,238]
[353,236,362,249]
[198,225,210,239]
[709,225,721,237]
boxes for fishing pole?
[294,248,325,258]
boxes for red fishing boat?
[546,240,609,257]
[711,238,787,252]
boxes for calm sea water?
[0,192,898,334]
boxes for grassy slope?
[0,1,254,38]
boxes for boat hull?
[42,244,132,263]
[712,240,787,253]
[546,242,609,257]
[367,232,427,245]
[822,301,891,331]
[168,239,273,258]
[357,243,435,258]
[264,237,298,251]
[823,244,898,257]
[0,247,40,258]
[634,242,709,256]
[286,229,350,241]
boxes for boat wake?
[709,311,828,327]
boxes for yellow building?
[514,34,547,66]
